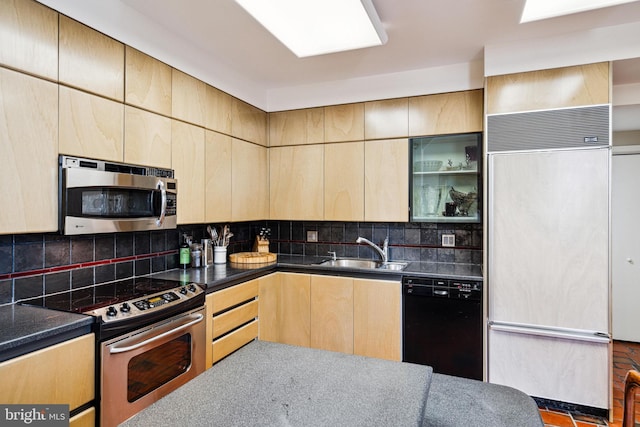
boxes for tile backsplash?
[0,220,481,306]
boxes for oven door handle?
[156,180,167,227]
[109,313,204,354]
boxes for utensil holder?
[214,247,227,264]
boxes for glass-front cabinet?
[410,132,482,223]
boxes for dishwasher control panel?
[402,276,482,301]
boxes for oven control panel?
[88,283,205,322]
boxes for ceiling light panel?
[234,0,388,57]
[521,0,639,22]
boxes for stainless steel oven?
[59,155,177,235]
[100,306,206,427]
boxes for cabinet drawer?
[211,280,258,314]
[0,334,94,410]
[213,300,258,339]
[69,407,95,427]
[212,319,258,364]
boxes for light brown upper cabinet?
[269,108,324,146]
[409,90,483,136]
[364,139,409,222]
[324,103,365,143]
[124,106,171,168]
[0,0,58,80]
[205,131,232,222]
[0,68,58,234]
[364,98,409,140]
[324,141,365,221]
[205,85,233,135]
[270,145,324,220]
[486,62,610,114]
[59,16,124,102]
[59,86,124,162]
[232,139,268,221]
[353,278,401,361]
[231,98,268,147]
[125,46,172,116]
[310,275,354,354]
[171,69,206,126]
[171,120,205,224]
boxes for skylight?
[233,0,388,58]
[521,0,639,22]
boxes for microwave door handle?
[109,313,204,354]
[156,180,167,226]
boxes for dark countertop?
[0,304,94,362]
[151,254,482,292]
[0,254,481,362]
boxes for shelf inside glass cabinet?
[410,133,482,223]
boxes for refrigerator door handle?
[488,320,611,344]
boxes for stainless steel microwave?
[59,156,177,235]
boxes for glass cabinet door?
[410,132,482,223]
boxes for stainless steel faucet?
[355,236,388,263]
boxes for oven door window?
[127,333,192,402]
[66,188,162,218]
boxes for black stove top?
[34,277,193,314]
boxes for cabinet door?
[0,0,58,80]
[324,103,364,143]
[270,145,324,220]
[353,279,401,361]
[205,85,232,135]
[59,15,124,101]
[269,108,324,146]
[125,46,172,116]
[364,98,408,140]
[232,139,268,221]
[0,334,94,410]
[364,139,409,222]
[310,275,354,354]
[171,69,206,126]
[258,273,310,347]
[0,68,58,234]
[171,120,205,224]
[59,86,124,162]
[231,98,267,146]
[279,273,311,347]
[205,131,232,222]
[324,142,364,221]
[124,105,171,168]
[408,90,483,136]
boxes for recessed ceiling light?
[521,0,639,23]
[234,0,388,58]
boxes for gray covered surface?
[121,340,433,427]
[423,373,544,427]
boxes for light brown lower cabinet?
[206,279,259,367]
[69,407,95,427]
[0,333,95,414]
[310,275,353,354]
[258,272,311,347]
[354,278,402,361]
[258,272,401,361]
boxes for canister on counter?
[190,243,203,268]
[201,238,213,266]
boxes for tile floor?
[538,340,640,427]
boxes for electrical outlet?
[442,234,455,247]
[307,230,318,242]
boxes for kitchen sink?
[316,258,407,271]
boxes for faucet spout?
[356,236,388,263]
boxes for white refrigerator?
[487,144,611,409]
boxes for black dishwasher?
[402,276,483,380]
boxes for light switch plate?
[442,234,455,247]
[307,230,318,242]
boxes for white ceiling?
[38,0,640,129]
